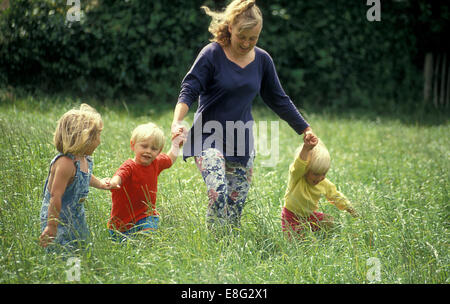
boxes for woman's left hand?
[303,127,318,146]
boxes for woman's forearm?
[172,102,189,124]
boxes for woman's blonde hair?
[130,123,165,149]
[201,0,263,46]
[54,103,103,155]
[296,139,331,175]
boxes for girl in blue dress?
[39,104,118,251]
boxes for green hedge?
[0,0,213,99]
[0,0,447,111]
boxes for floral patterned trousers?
[195,148,254,229]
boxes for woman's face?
[228,21,262,56]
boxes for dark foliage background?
[0,0,448,112]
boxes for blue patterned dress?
[40,153,92,251]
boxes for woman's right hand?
[171,102,190,140]
[171,121,188,141]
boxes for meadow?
[0,93,448,284]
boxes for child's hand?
[303,130,318,149]
[172,132,187,149]
[40,225,57,248]
[168,132,187,162]
[100,178,120,190]
[347,207,359,218]
[172,121,188,148]
[171,121,188,143]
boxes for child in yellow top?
[282,132,358,238]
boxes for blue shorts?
[109,216,159,242]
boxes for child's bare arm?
[108,175,122,189]
[39,158,73,247]
[168,131,187,164]
[90,175,120,190]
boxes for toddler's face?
[131,137,162,166]
[305,170,326,186]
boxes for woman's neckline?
[217,42,256,70]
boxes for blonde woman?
[172,0,315,230]
[39,104,118,251]
[282,133,358,239]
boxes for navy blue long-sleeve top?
[178,42,309,166]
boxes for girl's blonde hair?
[296,139,331,175]
[54,103,103,155]
[130,123,165,149]
[201,0,263,46]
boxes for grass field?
[0,92,448,284]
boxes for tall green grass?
[0,93,448,283]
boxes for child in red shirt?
[107,122,186,241]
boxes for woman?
[172,0,315,230]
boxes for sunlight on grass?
[0,95,448,283]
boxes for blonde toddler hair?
[295,139,331,175]
[307,139,331,175]
[130,122,165,149]
[54,103,103,155]
[201,0,263,46]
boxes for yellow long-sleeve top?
[283,155,352,218]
